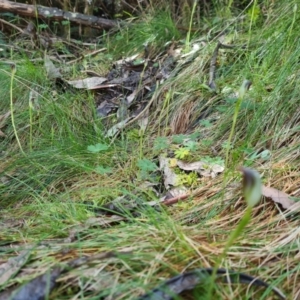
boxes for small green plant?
[37,23,49,30]
[153,136,169,151]
[172,134,187,144]
[202,156,224,166]
[95,165,112,174]
[201,139,213,147]
[200,119,212,127]
[177,171,198,186]
[137,159,158,172]
[137,158,159,181]
[247,2,261,24]
[172,132,200,144]
[183,140,198,152]
[245,149,271,165]
[174,147,190,159]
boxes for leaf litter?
[1,13,298,300]
[137,268,285,300]
[0,251,130,300]
[10,44,300,298]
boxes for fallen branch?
[0,0,117,30]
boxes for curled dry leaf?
[262,185,294,209]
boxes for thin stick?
[0,18,24,33]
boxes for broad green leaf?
[95,166,112,174]
[87,143,109,153]
[154,136,169,151]
[137,159,158,172]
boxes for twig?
[161,193,190,206]
[0,17,24,33]
[0,1,116,30]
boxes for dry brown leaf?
[262,185,294,209]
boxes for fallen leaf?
[138,109,149,132]
[85,215,125,227]
[262,185,294,209]
[0,250,31,285]
[114,54,139,65]
[176,160,205,171]
[67,77,107,89]
[96,100,117,117]
[159,155,178,189]
[44,55,61,79]
[177,160,224,178]
[105,119,130,137]
[126,89,138,104]
[162,186,188,201]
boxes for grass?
[0,0,300,299]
